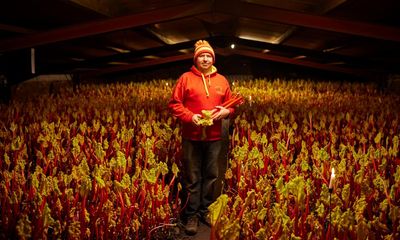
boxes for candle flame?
[331,168,335,177]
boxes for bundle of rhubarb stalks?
[211,93,245,119]
[198,93,244,140]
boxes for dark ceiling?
[0,0,399,84]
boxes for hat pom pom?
[195,40,209,48]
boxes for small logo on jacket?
[215,86,224,95]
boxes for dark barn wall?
[0,49,35,85]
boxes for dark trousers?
[182,139,222,218]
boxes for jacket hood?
[190,65,218,97]
[190,65,217,77]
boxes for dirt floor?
[179,222,211,240]
[149,221,211,240]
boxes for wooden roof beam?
[217,1,400,42]
[81,53,192,77]
[223,48,368,76]
[0,23,35,34]
[0,1,210,52]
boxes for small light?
[107,46,130,53]
[108,61,130,65]
[144,55,160,59]
[179,49,190,54]
[294,55,306,60]
[230,44,235,49]
[323,46,343,53]
[329,168,335,189]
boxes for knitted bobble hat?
[193,40,215,63]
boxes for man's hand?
[192,113,202,125]
[211,106,230,120]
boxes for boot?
[185,215,199,235]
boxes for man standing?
[168,40,235,235]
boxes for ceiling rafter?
[77,35,372,78]
[47,36,386,75]
[2,0,399,55]
[0,0,397,80]
[81,53,192,77]
[231,37,375,68]
[225,48,368,76]
[46,39,197,72]
[278,0,346,45]
[216,1,400,42]
[316,0,347,13]
[0,1,210,52]
[69,0,120,16]
[81,46,369,78]
[65,36,358,67]
[0,23,35,34]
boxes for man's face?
[196,52,213,72]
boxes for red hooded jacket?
[168,65,234,141]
